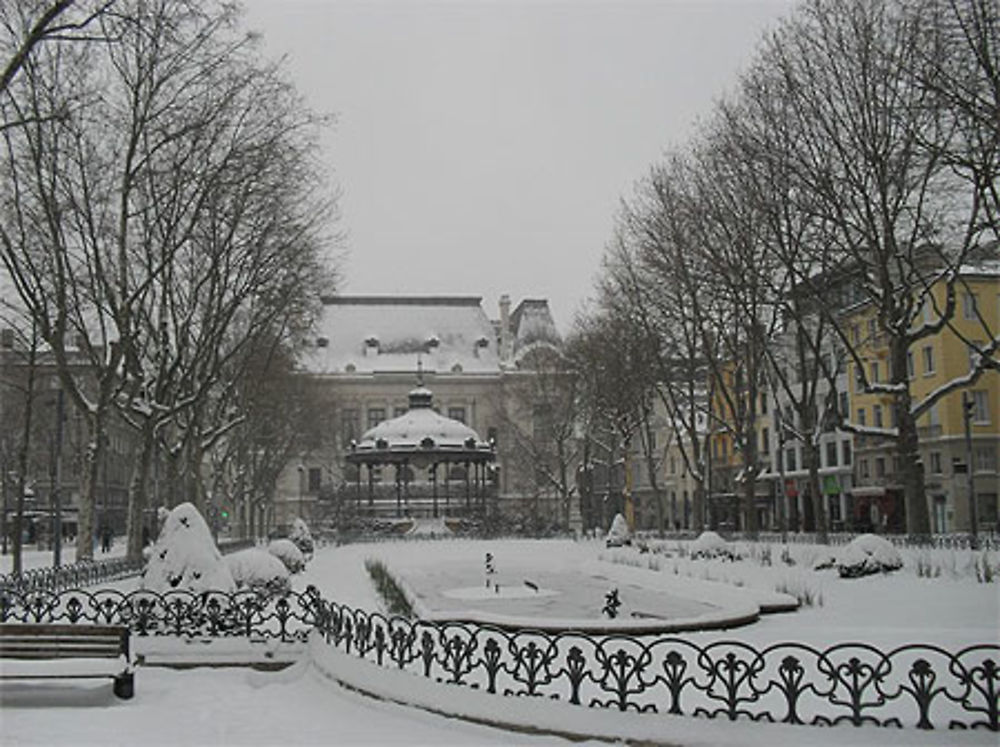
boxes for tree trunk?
[75,412,106,563]
[803,439,828,543]
[12,342,38,576]
[893,337,931,537]
[125,422,155,562]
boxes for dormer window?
[364,335,379,355]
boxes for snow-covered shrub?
[288,517,314,558]
[775,572,823,607]
[141,502,235,593]
[605,513,631,547]
[837,534,903,578]
[915,550,942,578]
[268,538,306,573]
[689,531,741,561]
[975,551,997,583]
[226,549,291,596]
[365,559,413,617]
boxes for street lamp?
[47,385,64,568]
[962,391,978,549]
[297,463,305,524]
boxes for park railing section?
[646,530,998,551]
[0,538,256,592]
[0,584,996,733]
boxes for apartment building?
[848,267,999,533]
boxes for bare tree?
[493,348,579,533]
[0,1,114,101]
[758,0,999,536]
[0,0,335,561]
[607,157,716,532]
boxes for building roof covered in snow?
[509,298,561,362]
[300,296,503,375]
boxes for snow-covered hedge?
[837,534,903,578]
[268,538,306,574]
[289,517,314,558]
[689,531,741,561]
[141,502,235,593]
[226,549,291,596]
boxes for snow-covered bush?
[288,517,314,558]
[268,538,306,573]
[689,531,741,561]
[141,502,234,593]
[226,549,291,596]
[837,534,903,578]
[605,513,631,547]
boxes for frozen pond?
[402,561,721,624]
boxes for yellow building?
[707,364,775,532]
[849,268,999,533]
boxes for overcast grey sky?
[241,0,794,331]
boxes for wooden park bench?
[0,623,135,699]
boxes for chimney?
[499,295,512,363]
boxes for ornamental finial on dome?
[409,358,433,409]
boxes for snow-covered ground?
[1,542,128,574]
[0,660,570,746]
[3,535,998,746]
[302,537,999,648]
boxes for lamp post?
[296,463,305,524]
[962,391,978,549]
[48,386,64,568]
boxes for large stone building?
[272,294,572,533]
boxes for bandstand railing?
[1,584,996,733]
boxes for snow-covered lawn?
[303,537,999,648]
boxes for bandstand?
[345,379,496,519]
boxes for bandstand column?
[368,464,374,508]
[395,464,402,518]
[356,466,362,510]
[464,461,471,512]
[444,464,450,511]
[431,463,438,518]
[403,459,410,514]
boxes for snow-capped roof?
[348,382,494,463]
[509,299,560,359]
[300,296,501,375]
[364,405,481,447]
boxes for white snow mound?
[289,517,315,557]
[227,548,291,595]
[269,538,307,573]
[606,513,631,541]
[837,534,903,578]
[689,531,740,560]
[141,502,235,593]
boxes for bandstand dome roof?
[347,382,495,464]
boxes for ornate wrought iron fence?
[315,600,998,732]
[1,584,996,732]
[0,538,258,592]
[651,531,998,551]
[0,586,323,641]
